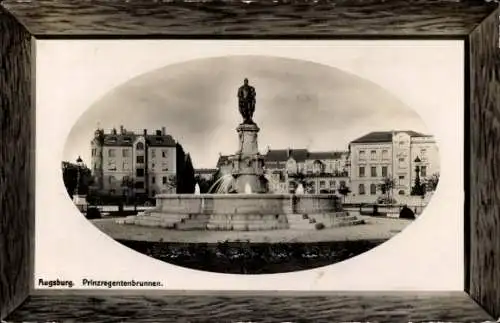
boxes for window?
[420,166,427,177]
[136,168,144,177]
[398,175,405,184]
[359,184,365,195]
[108,160,116,171]
[340,180,346,187]
[152,176,156,184]
[123,161,130,170]
[162,150,168,158]
[91,148,96,156]
[359,166,365,177]
[108,149,116,158]
[382,166,388,177]
[398,190,405,195]
[162,163,169,171]
[320,181,326,188]
[329,180,336,187]
[136,142,144,150]
[136,156,145,163]
[122,149,130,158]
[108,176,116,184]
[135,181,144,189]
[151,163,155,170]
[370,150,376,160]
[151,149,156,158]
[163,176,167,184]
[382,150,389,160]
[371,166,377,177]
[370,184,377,195]
[359,150,366,160]
[398,157,405,162]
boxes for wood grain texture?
[1,0,498,37]
[469,7,500,320]
[4,292,495,322]
[0,7,34,321]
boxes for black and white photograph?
[62,55,442,275]
[34,39,463,291]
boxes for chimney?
[143,129,147,136]
[162,126,166,135]
[287,148,291,158]
[120,125,124,134]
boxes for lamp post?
[74,156,86,211]
[413,156,424,215]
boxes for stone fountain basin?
[154,193,342,215]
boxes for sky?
[63,55,427,168]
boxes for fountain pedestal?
[228,123,268,194]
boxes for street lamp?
[74,156,87,212]
[413,156,424,215]
[75,156,84,198]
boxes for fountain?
[120,79,364,231]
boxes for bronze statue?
[237,78,256,124]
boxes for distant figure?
[237,78,256,124]
[399,205,416,219]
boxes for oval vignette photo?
[62,55,441,275]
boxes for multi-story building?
[349,130,439,202]
[194,168,218,181]
[90,126,177,198]
[216,148,350,194]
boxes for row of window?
[287,180,347,189]
[357,165,427,178]
[358,166,388,178]
[358,184,406,196]
[106,161,169,172]
[92,148,170,158]
[108,175,171,185]
[359,150,390,161]
[358,148,428,161]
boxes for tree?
[378,177,395,201]
[424,173,440,192]
[62,161,93,199]
[338,185,351,203]
[175,144,196,193]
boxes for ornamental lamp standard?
[413,156,425,214]
[75,156,84,198]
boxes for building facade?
[349,130,439,202]
[216,148,350,194]
[90,126,177,198]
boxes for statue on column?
[237,78,256,124]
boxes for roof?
[98,132,176,147]
[265,149,309,162]
[308,151,344,160]
[350,131,427,144]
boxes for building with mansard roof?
[90,125,179,199]
[216,148,350,194]
[349,130,440,203]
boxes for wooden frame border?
[1,1,499,321]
